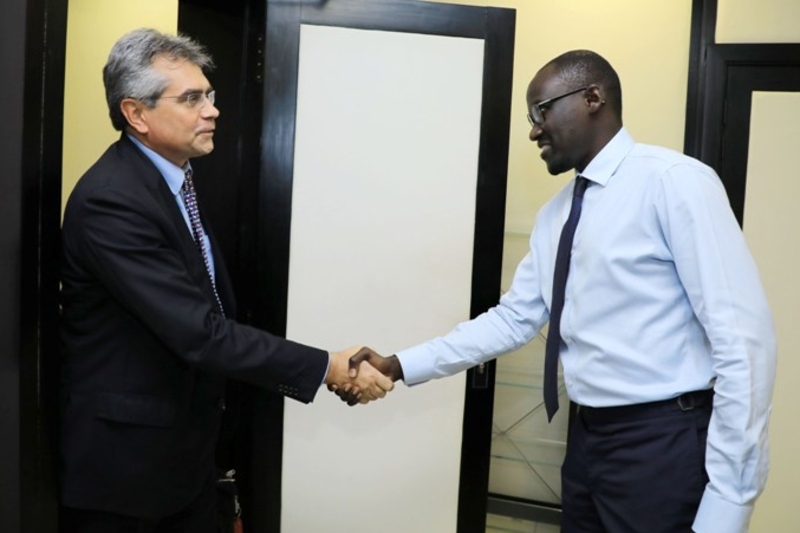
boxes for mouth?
[539,144,552,160]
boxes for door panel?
[257,1,515,532]
[283,23,483,533]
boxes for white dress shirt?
[396,127,776,533]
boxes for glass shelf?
[495,368,544,390]
[489,231,569,510]
[486,513,560,533]
[491,435,566,467]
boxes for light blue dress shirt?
[397,127,776,533]
[127,134,216,282]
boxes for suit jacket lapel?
[119,136,225,313]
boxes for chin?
[544,153,577,176]
[546,161,567,176]
[194,143,215,158]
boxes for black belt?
[576,389,714,424]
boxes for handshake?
[324,347,403,406]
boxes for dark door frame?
[178,1,515,531]
[0,0,67,531]
[693,44,800,225]
[682,0,800,225]
[254,2,515,532]
[683,0,719,159]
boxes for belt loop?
[677,393,695,412]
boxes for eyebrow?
[173,88,214,97]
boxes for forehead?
[152,55,210,91]
[526,64,566,104]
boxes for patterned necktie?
[543,176,589,421]
[182,168,225,317]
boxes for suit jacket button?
[218,398,226,410]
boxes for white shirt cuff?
[692,487,753,533]
[396,344,436,386]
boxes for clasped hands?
[325,347,403,405]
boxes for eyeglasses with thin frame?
[527,86,588,127]
[157,89,216,110]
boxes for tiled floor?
[486,513,560,533]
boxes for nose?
[202,101,220,119]
[529,122,543,142]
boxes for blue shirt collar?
[127,134,191,197]
[578,126,635,188]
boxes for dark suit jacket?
[60,135,328,518]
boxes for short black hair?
[545,50,622,118]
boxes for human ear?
[120,98,149,134]
[585,85,605,114]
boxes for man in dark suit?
[59,28,392,533]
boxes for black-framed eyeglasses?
[527,86,588,127]
[157,89,216,110]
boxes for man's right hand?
[348,347,404,382]
[327,347,404,406]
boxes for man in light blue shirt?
[345,50,776,533]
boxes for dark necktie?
[182,168,225,317]
[543,176,589,421]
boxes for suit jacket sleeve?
[62,147,328,403]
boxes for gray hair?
[103,28,214,131]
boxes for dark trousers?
[61,476,217,533]
[561,390,712,533]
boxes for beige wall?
[718,0,800,43]
[428,0,692,233]
[745,92,800,533]
[62,0,178,211]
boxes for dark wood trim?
[683,0,718,158]
[178,1,249,289]
[697,44,800,225]
[1,0,67,531]
[258,1,302,344]
[249,2,305,531]
[234,3,284,532]
[458,6,515,532]
[0,3,27,529]
[683,0,800,226]
[177,3,284,532]
[300,0,486,37]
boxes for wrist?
[324,352,344,386]
[387,355,404,382]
